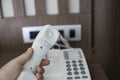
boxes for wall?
[94,0,120,79]
[0,0,92,67]
[114,0,120,79]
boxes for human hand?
[0,48,50,80]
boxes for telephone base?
[43,48,91,80]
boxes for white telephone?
[43,48,91,80]
[17,25,91,80]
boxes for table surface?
[83,48,109,80]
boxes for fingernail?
[27,48,33,52]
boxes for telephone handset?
[17,25,60,80]
[43,48,91,80]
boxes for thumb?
[13,48,33,65]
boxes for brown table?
[83,48,109,80]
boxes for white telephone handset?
[43,48,91,80]
[17,25,60,80]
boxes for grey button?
[72,60,77,63]
[66,61,71,64]
[74,71,79,75]
[78,60,82,63]
[82,76,88,79]
[79,63,84,66]
[67,68,72,71]
[80,67,85,70]
[73,64,77,67]
[66,64,71,67]
[81,71,86,74]
[67,77,73,80]
[74,76,80,79]
[67,72,72,75]
[73,68,78,71]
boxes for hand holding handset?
[17,25,60,80]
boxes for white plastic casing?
[43,48,91,80]
[17,25,60,80]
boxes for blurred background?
[0,0,120,80]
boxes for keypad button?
[79,63,84,66]
[67,68,72,71]
[65,60,89,80]
[66,64,71,67]
[81,71,86,74]
[73,64,77,67]
[78,60,82,63]
[73,68,78,71]
[74,76,80,79]
[74,71,79,75]
[66,61,71,64]
[82,76,88,79]
[67,77,73,80]
[80,67,85,70]
[72,60,77,63]
[67,72,72,75]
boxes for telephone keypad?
[65,59,88,80]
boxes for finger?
[13,48,33,65]
[40,59,50,66]
[36,66,44,74]
[36,73,43,80]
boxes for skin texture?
[0,48,50,80]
